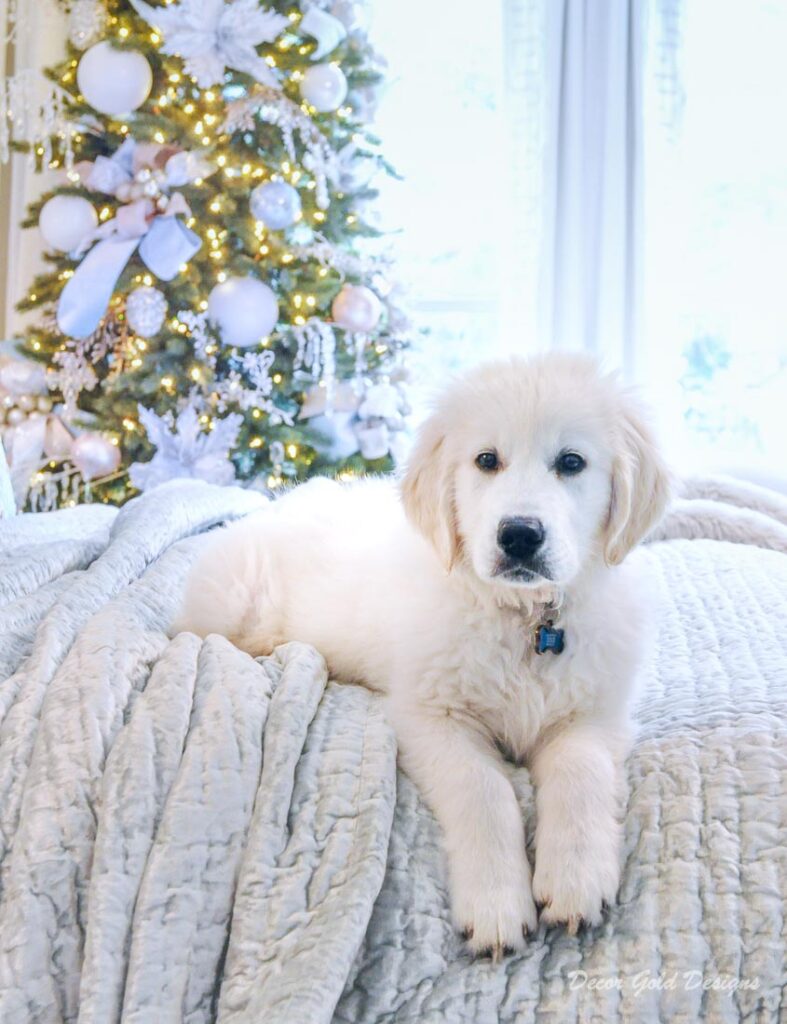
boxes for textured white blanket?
[0,479,785,1023]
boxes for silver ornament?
[250,181,302,230]
[69,0,108,50]
[126,286,167,338]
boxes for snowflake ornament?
[129,402,243,491]
[130,0,289,88]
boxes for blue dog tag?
[535,622,565,655]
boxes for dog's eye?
[475,450,500,472]
[555,451,586,476]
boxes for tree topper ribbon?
[57,140,211,339]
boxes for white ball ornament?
[208,277,279,348]
[39,195,98,253]
[0,359,47,396]
[126,286,167,338]
[77,41,152,116]
[331,284,382,333]
[300,63,348,113]
[250,181,302,230]
[71,432,121,481]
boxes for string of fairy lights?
[13,0,405,507]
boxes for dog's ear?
[603,397,671,565]
[401,417,461,571]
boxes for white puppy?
[176,354,670,956]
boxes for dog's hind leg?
[173,512,284,656]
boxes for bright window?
[373,0,539,410]
[375,0,787,480]
[644,0,787,477]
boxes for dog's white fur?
[176,354,670,955]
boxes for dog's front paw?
[532,829,620,934]
[452,875,538,958]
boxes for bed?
[0,477,785,1023]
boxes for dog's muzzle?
[495,517,551,582]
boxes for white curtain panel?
[539,0,646,377]
[0,0,66,338]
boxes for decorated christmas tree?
[5,0,410,509]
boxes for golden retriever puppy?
[176,353,670,956]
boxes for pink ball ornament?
[71,432,121,480]
[331,284,382,333]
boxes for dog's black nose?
[497,517,545,562]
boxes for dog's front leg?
[530,719,629,933]
[392,707,537,957]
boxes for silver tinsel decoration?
[68,0,108,50]
[126,286,167,339]
[291,318,337,408]
[288,236,385,277]
[223,86,337,209]
[0,71,75,167]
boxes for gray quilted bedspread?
[0,479,785,1024]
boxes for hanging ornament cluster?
[0,390,52,427]
[208,276,279,348]
[126,286,168,338]
[250,180,302,229]
[331,284,382,333]
[77,41,153,116]
[130,0,288,88]
[39,195,98,254]
[0,364,53,441]
[300,63,348,113]
[68,0,108,50]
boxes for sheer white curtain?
[374,0,672,412]
[539,0,646,379]
[0,0,66,338]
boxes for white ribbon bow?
[57,140,211,339]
